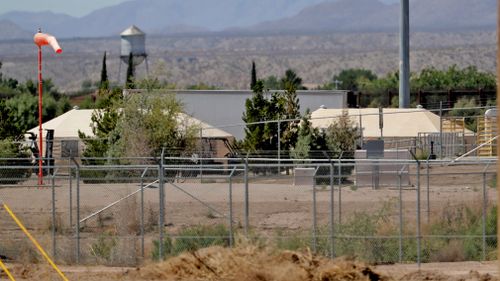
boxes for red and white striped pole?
[33,29,62,185]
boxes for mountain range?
[254,0,497,33]
[0,0,496,40]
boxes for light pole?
[33,29,62,185]
[399,0,410,108]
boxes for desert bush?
[90,232,117,261]
[278,201,498,264]
[0,139,31,184]
[152,224,229,260]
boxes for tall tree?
[325,110,359,159]
[126,52,135,89]
[117,94,198,157]
[100,51,109,90]
[291,110,314,160]
[280,78,301,154]
[242,81,271,152]
[250,61,257,90]
[0,99,21,139]
[332,68,377,91]
[281,69,305,90]
[79,88,122,162]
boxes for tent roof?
[28,109,233,139]
[311,108,473,138]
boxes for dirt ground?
[0,163,497,280]
[1,249,498,281]
[0,163,496,231]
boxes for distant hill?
[0,0,327,38]
[250,0,496,33]
[0,0,495,39]
[0,11,74,36]
[0,20,31,40]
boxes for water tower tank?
[120,25,146,66]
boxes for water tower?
[118,25,149,83]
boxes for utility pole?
[333,80,342,90]
[399,0,410,108]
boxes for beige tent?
[311,107,474,138]
[28,108,234,159]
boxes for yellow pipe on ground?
[2,203,69,281]
[0,258,16,281]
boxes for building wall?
[126,90,347,140]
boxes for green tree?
[329,68,377,91]
[411,66,496,92]
[291,110,316,160]
[449,97,483,132]
[325,110,359,159]
[116,94,198,157]
[280,78,301,154]
[0,100,22,139]
[186,83,217,90]
[263,75,280,90]
[281,69,306,90]
[250,61,257,90]
[126,52,135,89]
[79,88,122,161]
[5,93,38,133]
[358,71,399,107]
[100,51,109,90]
[0,139,31,184]
[242,81,271,152]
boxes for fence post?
[199,128,203,182]
[416,160,421,267]
[337,153,343,225]
[329,163,335,258]
[71,158,80,264]
[426,157,430,224]
[482,171,487,261]
[244,157,249,237]
[228,167,236,247]
[158,149,165,260]
[312,167,319,253]
[398,168,403,263]
[51,169,57,260]
[439,101,443,159]
[69,161,73,233]
[278,120,281,172]
[140,167,149,259]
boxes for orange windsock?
[34,32,62,54]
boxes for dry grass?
[1,246,498,281]
[136,245,388,281]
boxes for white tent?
[311,107,474,138]
[27,108,234,159]
[28,109,233,139]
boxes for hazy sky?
[0,0,130,17]
[0,0,400,17]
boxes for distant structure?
[118,25,149,83]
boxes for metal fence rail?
[0,156,496,266]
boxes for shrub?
[0,139,31,184]
[153,224,229,260]
[90,232,117,261]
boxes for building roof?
[311,107,474,138]
[28,109,233,139]
[120,25,145,36]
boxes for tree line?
[0,54,495,162]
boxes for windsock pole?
[33,28,62,185]
[37,42,43,185]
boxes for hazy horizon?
[0,0,400,17]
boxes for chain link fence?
[0,156,496,266]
